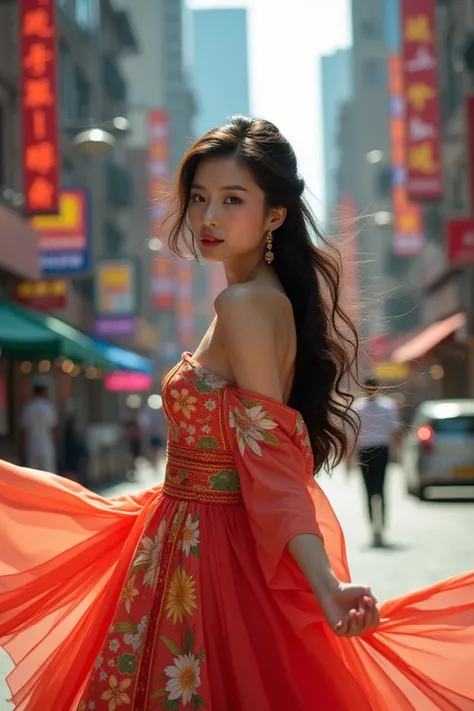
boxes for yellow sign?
[30,190,84,231]
[375,362,411,381]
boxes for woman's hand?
[319,582,380,638]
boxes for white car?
[403,399,474,500]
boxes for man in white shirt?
[20,383,58,473]
[354,377,402,547]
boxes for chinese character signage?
[148,110,175,309]
[401,0,443,200]
[15,278,68,310]
[467,96,474,213]
[447,219,474,266]
[20,0,60,215]
[388,56,424,256]
[30,189,90,274]
[94,259,138,338]
[175,260,196,350]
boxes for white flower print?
[124,615,148,652]
[192,365,225,391]
[185,435,195,446]
[164,654,202,705]
[133,519,166,587]
[88,702,96,710]
[204,399,216,412]
[229,404,278,457]
[108,659,116,668]
[180,421,188,430]
[187,425,196,435]
[94,655,104,670]
[109,638,120,653]
[200,425,211,434]
[99,671,108,683]
[181,514,200,557]
[108,624,115,635]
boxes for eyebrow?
[191,183,248,192]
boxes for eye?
[190,194,204,203]
[224,196,242,205]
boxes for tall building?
[191,7,250,333]
[192,8,250,136]
[116,0,199,369]
[320,48,352,223]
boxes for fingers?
[334,598,381,638]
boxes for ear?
[268,207,287,232]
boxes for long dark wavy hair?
[165,116,359,471]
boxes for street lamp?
[70,116,130,155]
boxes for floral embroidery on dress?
[100,675,132,710]
[120,575,139,615]
[132,519,167,587]
[181,513,200,557]
[191,365,226,393]
[229,399,279,456]
[295,414,312,459]
[171,389,198,419]
[156,624,207,710]
[166,565,198,624]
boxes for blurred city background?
[1,0,474,704]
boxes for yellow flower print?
[171,388,198,419]
[166,565,197,624]
[120,574,139,614]
[100,675,132,711]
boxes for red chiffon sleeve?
[0,458,162,711]
[224,387,474,711]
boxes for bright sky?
[189,0,351,222]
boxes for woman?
[0,117,473,711]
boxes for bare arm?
[217,287,380,636]
[216,287,338,598]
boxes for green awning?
[0,300,112,367]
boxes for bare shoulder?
[214,283,294,401]
[215,282,292,324]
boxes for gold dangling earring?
[265,229,274,264]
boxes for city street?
[1,462,473,706]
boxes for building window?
[75,69,91,121]
[75,0,96,29]
[363,59,385,85]
[361,20,379,39]
[452,161,467,212]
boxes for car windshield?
[432,416,474,435]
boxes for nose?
[201,202,219,227]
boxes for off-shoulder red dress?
[1,352,473,710]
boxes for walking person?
[0,117,474,710]
[19,381,58,473]
[354,377,402,547]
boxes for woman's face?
[187,156,271,263]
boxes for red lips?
[200,233,223,247]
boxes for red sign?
[15,279,68,310]
[148,111,175,309]
[401,0,443,201]
[467,96,474,214]
[388,56,424,256]
[447,220,474,265]
[104,372,153,392]
[20,0,59,215]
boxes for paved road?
[2,463,473,707]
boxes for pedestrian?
[1,117,473,710]
[19,381,58,473]
[354,377,402,547]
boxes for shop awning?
[0,301,155,373]
[391,312,466,363]
[88,337,154,374]
[0,301,111,367]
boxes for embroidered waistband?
[163,442,243,505]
